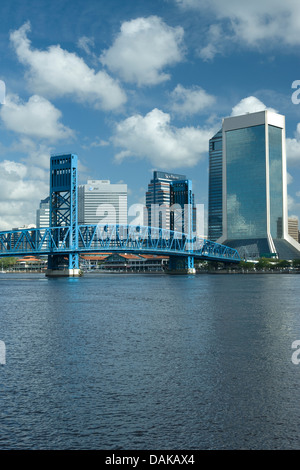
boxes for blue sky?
[1,0,300,232]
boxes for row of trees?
[0,257,18,270]
[239,258,300,271]
[197,258,300,271]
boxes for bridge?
[0,154,240,276]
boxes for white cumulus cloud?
[0,160,48,230]
[176,0,300,58]
[170,84,216,116]
[231,96,277,116]
[0,94,74,141]
[101,16,184,86]
[10,22,126,111]
[286,123,300,166]
[112,108,214,169]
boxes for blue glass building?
[208,110,300,260]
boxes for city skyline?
[1,1,300,231]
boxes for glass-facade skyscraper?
[145,171,197,235]
[145,171,186,230]
[208,110,300,259]
[208,129,223,241]
[170,179,194,234]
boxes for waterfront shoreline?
[1,269,300,275]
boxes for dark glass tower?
[208,130,223,241]
[170,179,194,235]
[145,171,186,230]
[145,171,196,236]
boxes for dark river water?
[0,272,300,450]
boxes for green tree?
[274,259,290,269]
[0,257,17,270]
[256,257,272,270]
[292,259,300,269]
[239,260,255,270]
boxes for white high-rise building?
[78,180,127,225]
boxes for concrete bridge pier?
[46,253,83,277]
[168,255,196,275]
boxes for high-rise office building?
[170,179,195,234]
[36,197,50,228]
[145,171,186,229]
[208,110,300,259]
[145,171,196,234]
[78,180,127,225]
[288,217,299,243]
[208,129,223,241]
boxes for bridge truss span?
[0,223,240,263]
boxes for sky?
[1,0,300,232]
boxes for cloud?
[175,0,300,58]
[170,84,216,116]
[0,94,74,141]
[287,172,293,185]
[287,194,300,216]
[197,24,225,61]
[286,139,300,165]
[112,108,214,168]
[286,124,300,166]
[0,134,59,230]
[0,160,48,230]
[231,96,277,116]
[100,16,184,86]
[77,36,95,55]
[10,22,126,111]
[11,137,54,172]
[81,136,110,150]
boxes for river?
[0,272,299,449]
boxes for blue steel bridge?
[0,154,240,276]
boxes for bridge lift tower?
[169,179,196,274]
[46,154,81,277]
